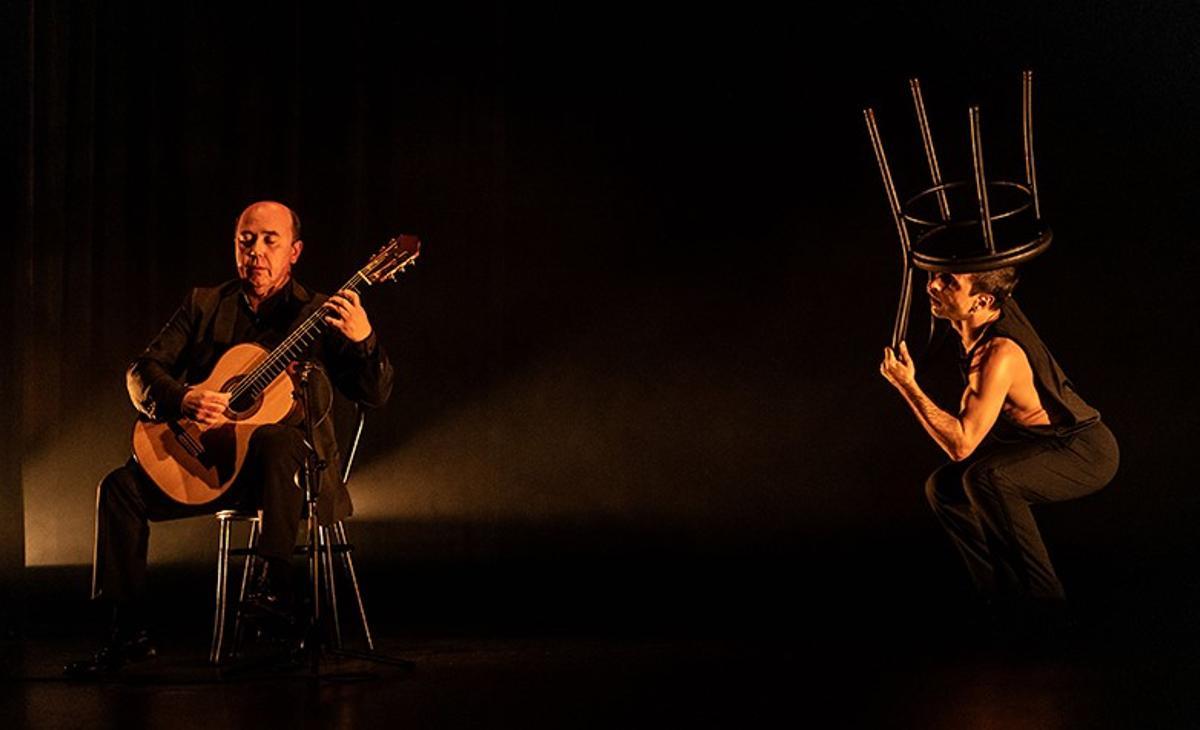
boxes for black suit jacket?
[125,278,394,524]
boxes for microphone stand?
[288,361,414,678]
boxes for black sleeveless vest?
[959,298,1100,441]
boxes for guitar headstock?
[361,234,421,284]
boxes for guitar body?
[132,343,297,505]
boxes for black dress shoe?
[242,556,297,625]
[241,589,296,624]
[63,630,157,679]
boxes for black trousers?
[924,422,1119,601]
[91,424,306,605]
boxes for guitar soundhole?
[222,376,262,420]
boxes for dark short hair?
[968,267,1019,309]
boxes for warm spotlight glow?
[23,394,130,567]
[23,393,222,567]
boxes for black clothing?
[959,299,1100,440]
[93,425,307,603]
[92,278,393,606]
[925,422,1118,600]
[928,298,1117,602]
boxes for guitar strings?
[227,270,369,404]
[232,270,367,399]
[227,242,411,403]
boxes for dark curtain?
[7,0,1200,620]
[1,1,32,625]
[7,0,513,583]
[18,1,508,444]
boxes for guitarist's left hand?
[323,289,373,343]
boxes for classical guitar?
[132,235,421,505]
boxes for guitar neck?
[225,233,420,405]
[234,271,371,402]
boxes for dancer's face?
[926,272,987,320]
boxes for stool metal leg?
[334,521,375,651]
[230,519,260,659]
[319,526,343,649]
[210,517,233,664]
[214,514,382,661]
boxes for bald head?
[234,200,301,241]
[234,201,304,305]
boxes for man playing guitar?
[66,201,395,677]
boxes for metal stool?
[209,405,377,665]
[210,509,260,664]
[209,511,376,664]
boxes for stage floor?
[4,615,1199,728]
[5,540,1199,728]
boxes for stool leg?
[335,521,374,651]
[320,526,343,649]
[210,517,232,665]
[231,519,260,658]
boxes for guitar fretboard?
[229,271,370,405]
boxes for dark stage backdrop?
[5,1,1199,610]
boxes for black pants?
[91,424,306,605]
[924,422,1119,601]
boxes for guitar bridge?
[167,420,205,459]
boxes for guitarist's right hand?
[182,388,232,425]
